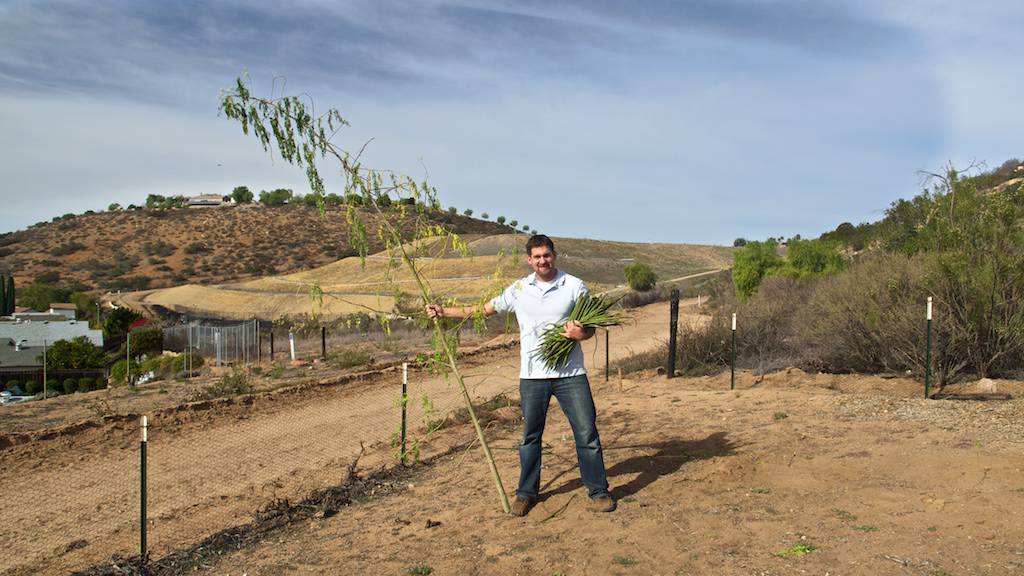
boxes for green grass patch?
[407,565,433,575]
[774,543,815,558]
[612,555,638,566]
[750,486,771,494]
[773,411,788,421]
[833,508,857,521]
[853,525,878,532]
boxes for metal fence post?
[667,289,679,378]
[321,326,327,360]
[925,296,933,399]
[270,331,275,360]
[42,339,48,398]
[401,362,408,464]
[288,331,296,361]
[730,313,737,390]
[140,415,148,563]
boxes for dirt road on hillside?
[0,300,687,575]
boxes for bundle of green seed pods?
[536,293,626,370]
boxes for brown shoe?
[589,495,616,513]
[509,496,532,517]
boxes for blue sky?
[1,0,1021,244]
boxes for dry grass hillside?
[115,234,734,320]
[0,205,512,291]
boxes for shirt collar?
[528,269,565,287]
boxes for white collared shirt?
[489,269,589,379]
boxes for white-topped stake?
[402,362,408,385]
[927,296,933,320]
[141,415,148,442]
[732,312,737,331]
[288,331,296,361]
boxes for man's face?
[527,246,557,279]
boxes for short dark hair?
[525,234,555,255]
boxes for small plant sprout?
[773,543,815,558]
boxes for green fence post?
[401,363,408,464]
[140,415,148,564]
[730,313,736,390]
[321,326,327,360]
[925,297,932,399]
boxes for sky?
[1,0,1021,245]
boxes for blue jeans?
[516,374,610,499]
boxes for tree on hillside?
[733,238,747,247]
[463,208,473,217]
[259,188,293,206]
[509,219,518,228]
[103,307,142,340]
[16,283,72,312]
[231,185,254,203]
[732,240,784,300]
[496,216,505,224]
[145,194,167,209]
[108,203,121,211]
[481,212,489,219]
[624,262,657,291]
[447,206,457,215]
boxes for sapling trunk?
[399,245,511,514]
[220,78,512,513]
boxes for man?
[426,234,615,516]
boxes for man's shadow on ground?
[537,431,734,502]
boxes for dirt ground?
[201,371,1024,576]
[3,299,1023,575]
[0,302,680,575]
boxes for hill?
[0,204,513,292]
[111,234,734,320]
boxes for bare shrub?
[792,253,969,383]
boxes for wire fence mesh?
[0,349,519,575]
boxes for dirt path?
[0,301,682,575]
[203,371,1024,576]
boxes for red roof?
[128,318,149,330]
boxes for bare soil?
[3,300,1023,575]
[203,371,1024,576]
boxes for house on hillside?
[187,194,234,208]
[0,318,103,348]
[48,303,77,320]
[0,338,44,372]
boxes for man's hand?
[561,320,590,341]
[425,304,444,319]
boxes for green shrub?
[110,359,140,386]
[328,349,373,369]
[77,377,94,392]
[25,380,40,394]
[62,378,77,394]
[190,370,252,401]
[624,262,657,292]
[40,336,106,370]
[5,379,20,391]
[732,240,784,300]
[50,241,86,256]
[45,380,60,395]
